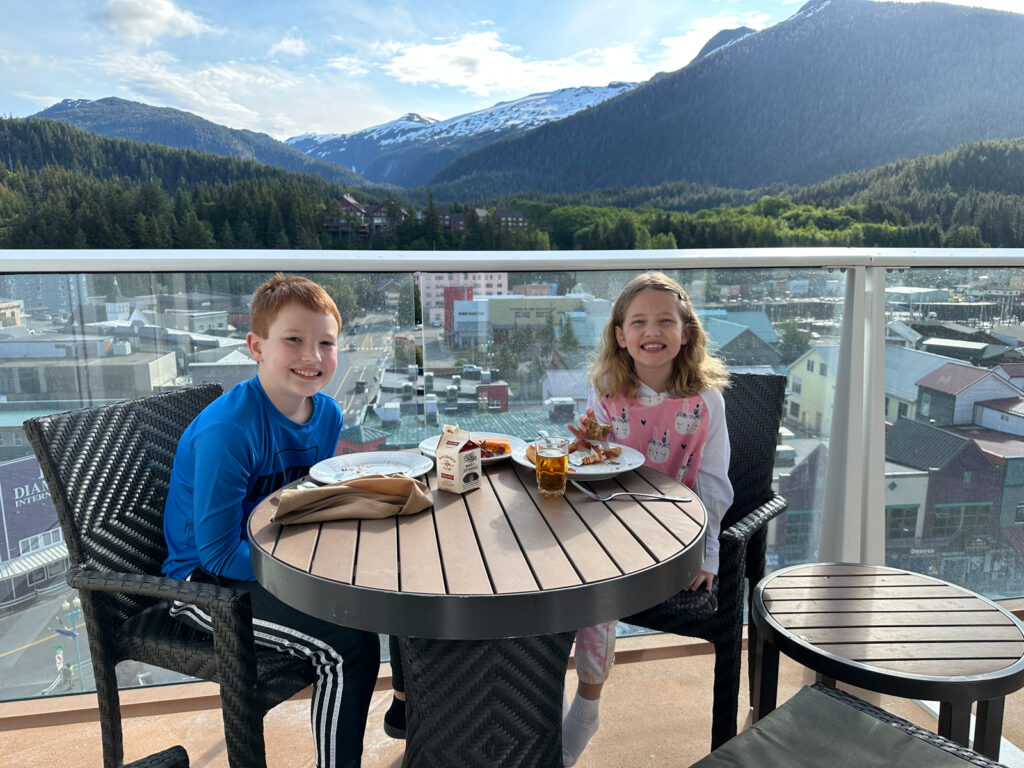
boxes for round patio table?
[249,458,706,768]
[751,562,1024,761]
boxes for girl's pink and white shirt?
[589,383,733,575]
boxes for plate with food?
[309,452,434,484]
[511,438,645,482]
[418,432,527,464]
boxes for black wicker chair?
[622,372,789,749]
[689,682,1011,768]
[23,385,316,768]
[125,746,189,768]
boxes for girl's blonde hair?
[590,272,728,399]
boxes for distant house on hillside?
[915,362,1022,426]
[894,320,1020,365]
[702,316,781,367]
[885,417,1002,559]
[883,346,951,423]
[994,362,1024,390]
[189,348,255,390]
[495,209,528,231]
[324,194,370,236]
[437,207,489,232]
[721,311,781,345]
[943,424,1024,566]
[337,424,389,455]
[541,370,590,416]
[785,345,837,435]
[368,202,408,232]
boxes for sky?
[0,0,1019,141]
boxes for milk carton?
[435,424,481,493]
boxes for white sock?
[562,694,600,767]
[563,688,571,720]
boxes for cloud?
[268,31,309,57]
[380,12,777,99]
[384,31,647,97]
[657,11,774,70]
[94,48,390,138]
[326,55,369,77]
[97,50,298,125]
[100,0,217,47]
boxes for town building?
[914,362,1022,426]
[415,273,509,328]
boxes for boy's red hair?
[249,274,341,337]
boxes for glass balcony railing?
[2,247,1023,704]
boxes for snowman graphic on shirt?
[647,430,670,464]
[611,407,630,439]
[675,400,702,435]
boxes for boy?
[163,274,379,768]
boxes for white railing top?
[5,247,1024,273]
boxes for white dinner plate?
[510,442,646,482]
[309,452,434,484]
[418,432,528,464]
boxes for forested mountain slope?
[33,97,368,187]
[430,0,1024,195]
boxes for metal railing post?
[820,267,867,562]
[819,263,887,564]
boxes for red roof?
[974,397,1024,417]
[915,362,990,394]
[998,362,1024,377]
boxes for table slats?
[865,658,1022,676]
[396,500,446,594]
[432,486,492,595]
[250,459,705,599]
[757,563,1024,699]
[310,519,359,584]
[273,523,320,572]
[618,469,703,543]
[511,465,622,583]
[765,585,965,600]
[464,479,538,594]
[789,624,1024,644]
[764,597,991,613]
[569,493,657,573]
[774,610,1014,629]
[250,498,280,551]
[353,517,399,591]
[489,465,581,590]
[770,574,942,588]
[813,641,1024,661]
[594,481,690,561]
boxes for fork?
[570,480,691,503]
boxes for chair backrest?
[721,373,787,530]
[23,384,222,591]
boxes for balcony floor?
[4,635,1023,767]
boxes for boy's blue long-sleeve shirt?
[163,377,343,581]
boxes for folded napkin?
[271,474,433,524]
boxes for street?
[0,589,93,700]
[327,322,392,422]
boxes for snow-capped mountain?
[286,81,637,188]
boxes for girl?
[562,272,733,766]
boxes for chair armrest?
[67,565,249,614]
[720,493,788,547]
[68,566,260,681]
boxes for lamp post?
[61,596,83,691]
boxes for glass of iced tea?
[536,435,570,498]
